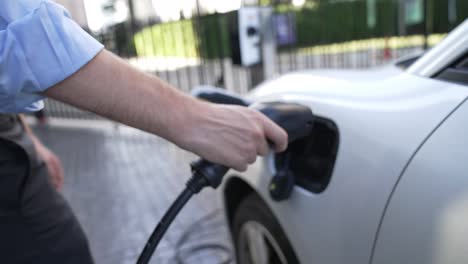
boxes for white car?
[217,19,468,264]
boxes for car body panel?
[221,71,468,263]
[372,99,468,264]
[280,66,403,82]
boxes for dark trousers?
[0,115,94,264]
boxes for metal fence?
[42,0,467,120]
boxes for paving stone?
[33,123,234,264]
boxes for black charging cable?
[136,160,228,264]
[136,102,314,264]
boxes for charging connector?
[136,102,314,264]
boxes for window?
[436,53,468,86]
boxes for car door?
[371,98,468,264]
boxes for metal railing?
[42,0,467,120]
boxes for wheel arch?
[223,176,258,227]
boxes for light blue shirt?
[0,0,104,113]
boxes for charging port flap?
[275,117,339,194]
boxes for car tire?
[232,193,300,264]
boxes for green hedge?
[134,19,198,57]
[292,0,398,47]
[431,0,468,33]
[134,14,231,59]
[134,0,468,58]
[200,14,231,58]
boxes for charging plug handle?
[252,102,315,143]
[190,160,228,190]
[191,102,314,190]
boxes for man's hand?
[33,140,65,191]
[174,102,288,172]
[18,115,65,191]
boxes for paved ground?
[33,122,234,264]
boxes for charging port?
[275,116,339,194]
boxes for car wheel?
[232,194,299,264]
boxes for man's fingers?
[48,156,65,191]
[46,162,59,190]
[55,158,65,181]
[54,167,64,191]
[234,163,248,172]
[257,138,269,156]
[259,114,288,152]
[53,158,65,191]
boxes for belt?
[0,114,40,165]
[0,114,21,134]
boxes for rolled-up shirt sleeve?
[0,0,104,113]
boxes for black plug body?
[252,102,315,143]
[190,160,228,190]
[269,169,295,201]
[191,102,314,194]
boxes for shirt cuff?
[8,1,104,93]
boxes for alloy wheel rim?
[237,220,288,264]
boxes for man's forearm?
[43,49,288,171]
[43,50,200,143]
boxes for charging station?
[228,7,262,67]
[229,7,262,67]
[227,6,276,85]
